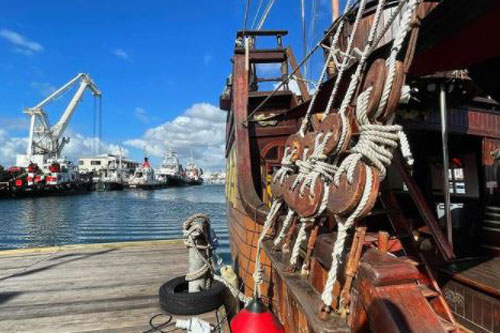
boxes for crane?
[16,73,101,167]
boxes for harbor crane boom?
[18,73,101,167]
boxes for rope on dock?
[183,213,251,304]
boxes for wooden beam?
[332,0,340,21]
[286,47,311,101]
[393,155,455,261]
[237,30,288,38]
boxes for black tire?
[159,275,226,315]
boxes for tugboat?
[26,162,45,190]
[0,164,11,197]
[185,159,203,185]
[44,158,81,190]
[129,157,159,189]
[155,151,186,186]
[223,1,500,332]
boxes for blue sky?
[0,0,336,170]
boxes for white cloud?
[30,81,57,96]
[0,129,28,166]
[0,128,128,167]
[124,103,226,168]
[274,79,303,95]
[63,130,129,159]
[0,29,43,55]
[113,48,132,62]
[135,107,149,124]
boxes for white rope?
[320,0,420,308]
[324,0,370,116]
[289,220,308,266]
[213,275,251,304]
[298,0,355,136]
[338,0,387,116]
[183,214,251,304]
[274,208,296,247]
[375,0,419,119]
[256,0,277,30]
[251,0,265,29]
[253,199,283,297]
[183,214,213,290]
[331,0,388,159]
[321,164,374,306]
[272,146,295,185]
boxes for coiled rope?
[183,214,250,304]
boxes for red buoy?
[230,298,284,333]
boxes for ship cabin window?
[90,161,101,166]
[79,161,84,166]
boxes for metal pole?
[440,83,453,249]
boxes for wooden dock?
[0,240,229,333]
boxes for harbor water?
[0,184,230,261]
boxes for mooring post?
[184,214,212,292]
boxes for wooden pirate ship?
[222,0,500,331]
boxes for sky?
[0,0,337,170]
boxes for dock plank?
[0,240,228,333]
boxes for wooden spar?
[440,83,453,250]
[332,0,340,21]
[286,47,311,101]
[393,155,455,261]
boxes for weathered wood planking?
[0,240,229,333]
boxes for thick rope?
[324,0,370,116]
[375,0,419,119]
[213,275,251,304]
[183,214,251,303]
[320,0,420,308]
[253,199,283,297]
[338,0,387,116]
[183,214,213,289]
[298,0,355,136]
[274,208,296,247]
[321,164,374,306]
[289,221,308,266]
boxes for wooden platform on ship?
[0,240,229,333]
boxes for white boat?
[155,151,186,186]
[44,158,80,188]
[185,159,203,185]
[128,157,159,189]
[92,157,130,191]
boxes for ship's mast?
[331,0,339,21]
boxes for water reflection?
[0,185,229,260]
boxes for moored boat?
[185,159,203,185]
[223,1,500,332]
[129,157,160,189]
[155,151,186,186]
